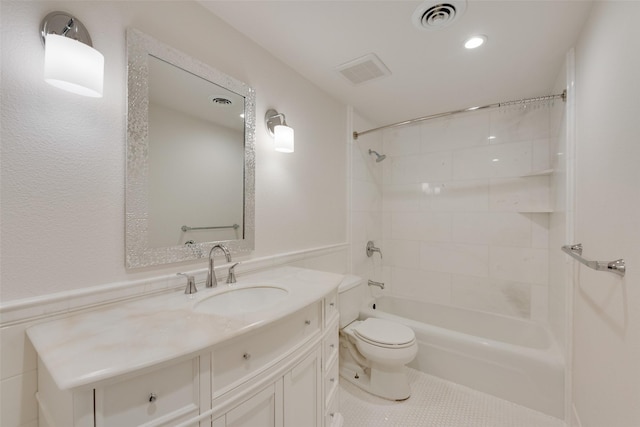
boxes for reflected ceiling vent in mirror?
[211,96,232,105]
[412,0,467,31]
[335,53,391,86]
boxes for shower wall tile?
[389,151,452,185]
[425,179,490,212]
[532,138,551,171]
[489,246,548,285]
[352,179,381,212]
[391,267,451,305]
[420,242,489,277]
[360,103,554,322]
[383,124,421,156]
[451,212,531,247]
[452,141,533,181]
[451,275,531,318]
[388,239,421,269]
[489,106,550,144]
[421,111,490,153]
[529,213,550,249]
[391,212,452,242]
[489,176,550,212]
[351,211,382,243]
[530,283,549,322]
[382,184,422,212]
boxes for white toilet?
[338,275,418,401]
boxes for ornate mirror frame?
[125,29,255,268]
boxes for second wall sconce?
[40,11,104,98]
[265,109,294,153]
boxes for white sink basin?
[194,285,289,315]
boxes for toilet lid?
[353,318,415,346]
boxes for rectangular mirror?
[126,29,255,268]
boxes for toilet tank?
[338,275,366,328]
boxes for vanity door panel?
[283,348,321,427]
[214,381,283,427]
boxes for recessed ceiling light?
[464,35,487,49]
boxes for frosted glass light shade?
[274,125,294,153]
[44,34,104,98]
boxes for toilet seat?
[352,318,416,349]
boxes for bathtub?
[360,296,564,418]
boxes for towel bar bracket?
[561,243,626,277]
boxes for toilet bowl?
[338,275,418,400]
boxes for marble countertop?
[27,267,343,391]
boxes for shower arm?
[353,90,567,140]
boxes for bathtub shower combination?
[360,295,564,418]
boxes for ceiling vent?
[335,53,391,86]
[412,0,467,31]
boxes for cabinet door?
[283,349,321,427]
[224,381,283,427]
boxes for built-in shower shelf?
[521,169,554,177]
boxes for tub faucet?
[368,280,385,290]
[206,244,232,288]
[366,241,382,258]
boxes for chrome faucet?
[206,244,232,288]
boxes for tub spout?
[368,280,385,290]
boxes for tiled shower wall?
[373,104,558,321]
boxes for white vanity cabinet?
[32,274,341,427]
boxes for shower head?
[368,149,386,163]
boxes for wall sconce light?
[265,109,294,153]
[40,11,104,98]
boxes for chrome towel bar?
[561,243,626,277]
[181,224,240,232]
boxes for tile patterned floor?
[339,368,565,427]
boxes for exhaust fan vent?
[335,53,391,86]
[412,0,467,31]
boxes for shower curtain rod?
[353,90,566,140]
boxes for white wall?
[572,2,640,426]
[0,0,348,303]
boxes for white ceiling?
[200,0,593,127]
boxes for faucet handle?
[177,273,197,295]
[366,241,383,258]
[226,262,239,284]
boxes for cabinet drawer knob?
[243,353,251,360]
[329,302,335,307]
[149,393,157,403]
[330,377,335,383]
[305,320,311,325]
[329,344,335,349]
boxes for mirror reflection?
[147,55,245,248]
